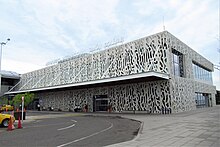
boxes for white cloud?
[2,58,44,74]
[127,0,219,89]
[17,0,120,52]
[0,0,219,90]
[133,0,218,50]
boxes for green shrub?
[11,93,35,108]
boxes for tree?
[0,97,8,105]
[11,93,35,108]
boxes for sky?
[0,0,219,90]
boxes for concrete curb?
[132,120,144,142]
[104,116,144,147]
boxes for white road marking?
[57,120,77,131]
[33,120,41,123]
[57,121,114,147]
[57,124,75,131]
[71,120,77,123]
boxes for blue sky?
[0,0,219,90]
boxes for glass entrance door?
[95,99,108,111]
[93,95,109,112]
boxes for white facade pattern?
[16,32,168,91]
[8,31,216,114]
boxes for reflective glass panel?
[192,62,213,83]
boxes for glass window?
[172,49,184,77]
[192,62,212,83]
[173,54,179,63]
[195,93,207,107]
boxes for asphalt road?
[0,112,140,147]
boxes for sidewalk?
[107,106,220,147]
[12,106,220,147]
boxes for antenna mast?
[163,16,166,31]
[219,0,220,85]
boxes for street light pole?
[0,38,10,94]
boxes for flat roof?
[1,70,20,79]
[5,71,169,94]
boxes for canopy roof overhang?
[5,71,169,95]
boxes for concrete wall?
[166,32,216,113]
[36,80,171,114]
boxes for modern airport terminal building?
[4,31,216,114]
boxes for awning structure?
[5,71,169,95]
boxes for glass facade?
[172,49,184,77]
[192,62,212,83]
[195,93,209,108]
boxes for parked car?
[0,113,15,127]
[0,105,14,111]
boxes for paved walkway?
[9,106,220,147]
[107,106,220,147]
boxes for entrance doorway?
[195,93,210,108]
[93,95,109,112]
